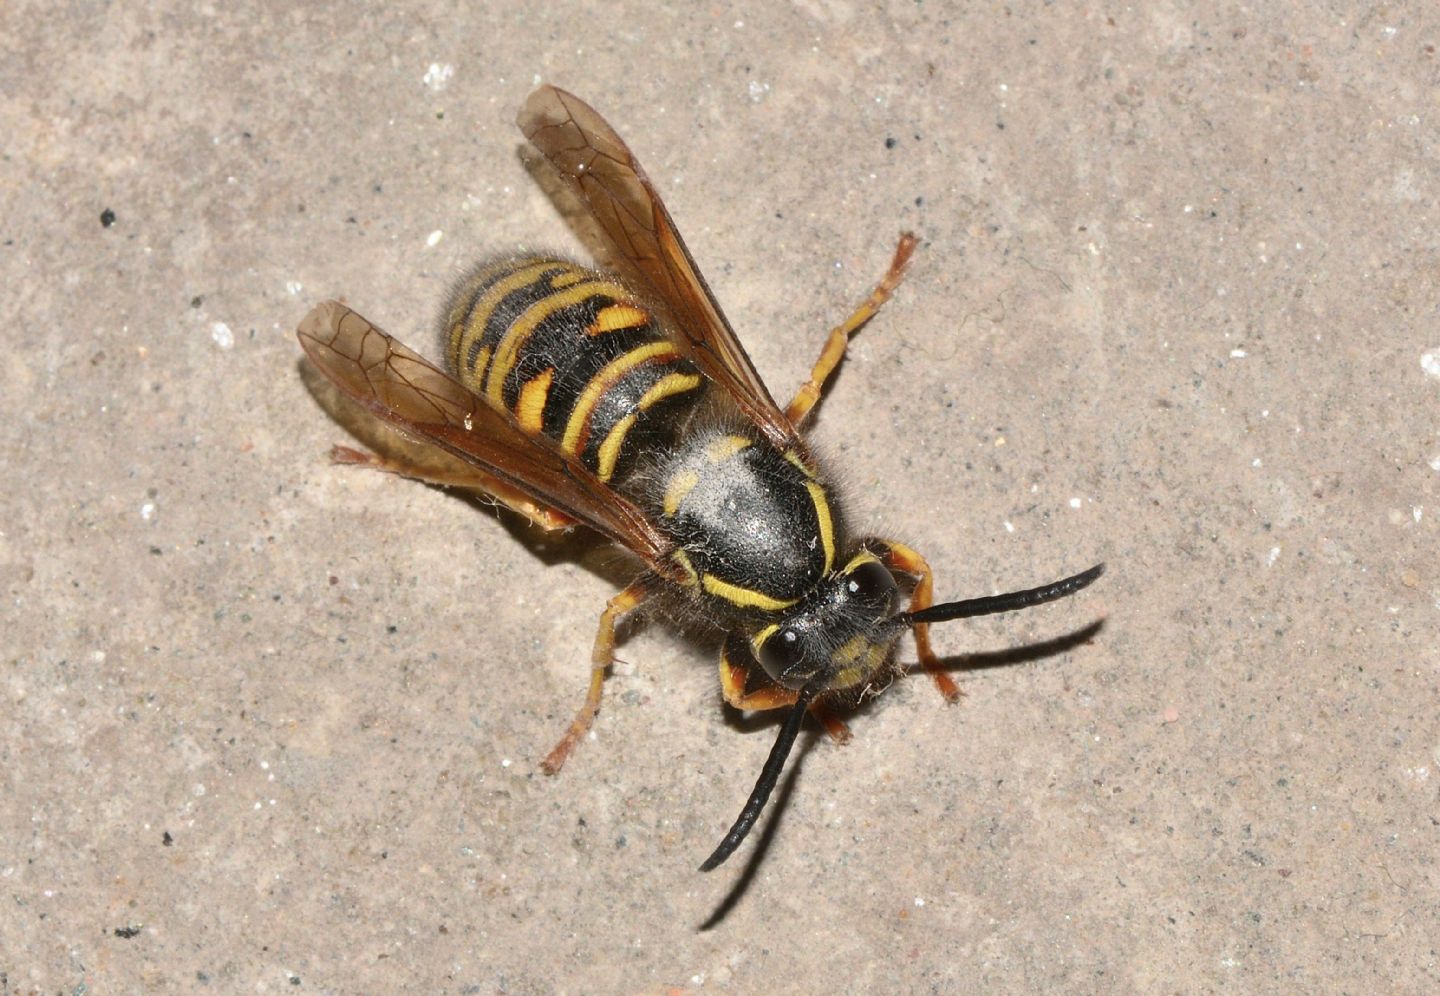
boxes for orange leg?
[329,444,575,532]
[784,232,919,426]
[540,580,651,774]
[718,637,852,742]
[874,540,961,703]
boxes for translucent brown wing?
[297,300,673,568]
[518,84,798,450]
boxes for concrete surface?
[4,1,1438,992]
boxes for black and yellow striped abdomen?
[445,256,705,483]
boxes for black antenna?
[899,563,1104,626]
[699,679,824,872]
[700,563,1104,871]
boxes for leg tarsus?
[784,232,919,426]
[329,443,379,466]
[810,702,852,744]
[540,580,650,774]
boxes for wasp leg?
[719,635,852,743]
[540,579,651,774]
[784,232,919,427]
[872,540,962,703]
[328,444,575,532]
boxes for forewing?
[297,300,673,566]
[518,84,797,449]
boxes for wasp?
[297,85,1103,870]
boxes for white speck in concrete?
[423,63,454,91]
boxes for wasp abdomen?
[659,433,838,614]
[446,256,705,482]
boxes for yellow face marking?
[595,413,637,482]
[701,574,798,612]
[486,277,635,404]
[835,643,888,690]
[705,434,752,463]
[560,340,680,456]
[588,302,650,335]
[833,653,883,689]
[514,367,554,433]
[662,468,701,517]
[833,634,870,667]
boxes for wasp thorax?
[750,555,901,690]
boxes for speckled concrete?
[3,2,1438,991]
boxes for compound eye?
[846,560,897,607]
[756,626,804,681]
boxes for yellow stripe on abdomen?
[560,340,681,457]
[447,258,569,389]
[515,368,554,433]
[485,277,635,405]
[591,371,704,482]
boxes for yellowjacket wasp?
[298,85,1103,869]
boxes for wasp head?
[747,551,904,694]
[702,561,1104,872]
